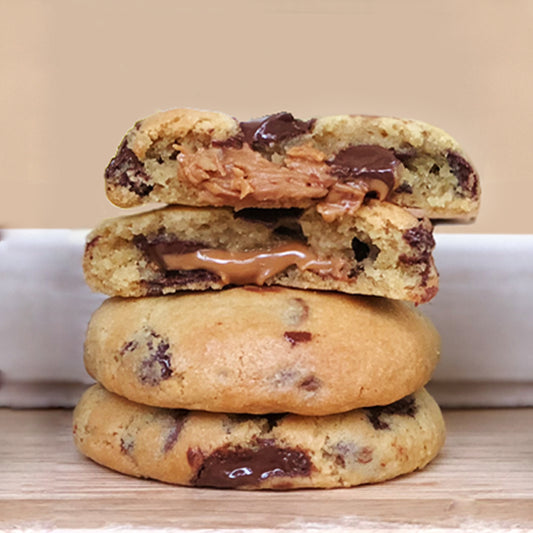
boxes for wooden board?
[1,408,532,531]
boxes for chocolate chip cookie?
[104,108,480,221]
[84,287,440,415]
[83,201,438,303]
[73,384,445,490]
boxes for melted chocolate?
[446,151,479,197]
[402,226,435,252]
[365,395,417,430]
[191,441,312,488]
[240,112,315,151]
[105,139,153,196]
[327,145,400,189]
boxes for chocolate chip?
[365,395,417,430]
[105,139,153,197]
[392,147,417,166]
[446,151,479,197]
[191,440,312,488]
[240,112,315,152]
[284,331,312,346]
[402,226,435,252]
[299,375,321,391]
[163,410,188,453]
[394,182,413,194]
[138,331,173,386]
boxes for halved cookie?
[84,287,440,415]
[73,385,445,490]
[104,108,480,221]
[83,202,438,303]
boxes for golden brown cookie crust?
[73,385,445,490]
[84,287,440,415]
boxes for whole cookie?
[104,108,480,221]
[83,201,438,303]
[84,287,440,415]
[73,385,445,490]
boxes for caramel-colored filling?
[155,242,349,285]
[177,144,400,221]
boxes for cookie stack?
[74,110,480,489]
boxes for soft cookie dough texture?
[73,385,446,490]
[104,108,480,221]
[83,201,438,303]
[84,287,441,415]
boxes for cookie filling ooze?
[136,236,351,287]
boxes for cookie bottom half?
[73,384,445,490]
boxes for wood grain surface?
[0,408,532,531]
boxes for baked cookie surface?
[73,385,445,490]
[104,109,480,221]
[83,202,438,303]
[84,287,440,415]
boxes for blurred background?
[1,0,532,233]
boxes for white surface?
[0,230,532,403]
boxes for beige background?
[1,0,532,233]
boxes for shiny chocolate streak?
[151,241,346,285]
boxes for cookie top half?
[84,287,440,415]
[104,109,480,221]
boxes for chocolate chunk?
[133,234,208,269]
[402,226,435,252]
[299,375,321,392]
[446,151,479,197]
[134,234,220,293]
[105,139,153,197]
[394,182,413,194]
[240,112,315,151]
[400,225,435,286]
[365,395,417,430]
[191,441,312,488]
[284,331,312,346]
[327,145,400,190]
[392,147,417,166]
[138,331,173,386]
[163,410,188,453]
